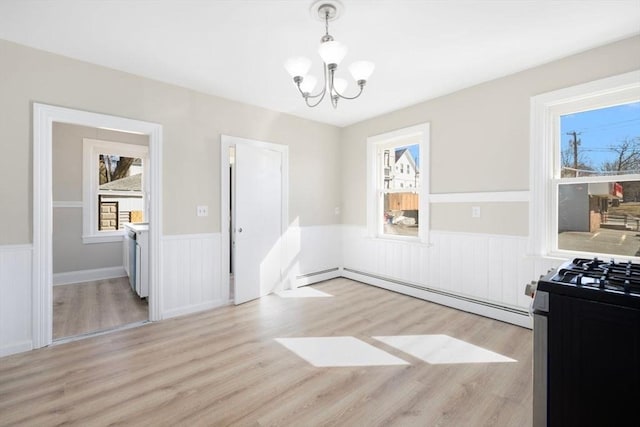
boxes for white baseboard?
[295,267,342,287]
[342,269,533,329]
[162,299,226,320]
[53,266,127,286]
[0,340,33,357]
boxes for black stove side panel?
[548,293,640,427]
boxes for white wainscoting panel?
[161,234,224,319]
[0,245,33,356]
[284,225,342,287]
[342,226,566,328]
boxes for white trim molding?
[33,103,163,349]
[366,123,430,243]
[82,138,149,244]
[52,201,83,208]
[429,191,529,203]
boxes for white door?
[233,143,283,304]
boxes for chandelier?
[284,0,375,108]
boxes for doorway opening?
[220,135,289,305]
[33,103,163,349]
[51,123,150,340]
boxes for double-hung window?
[82,138,149,243]
[367,123,429,242]
[531,71,640,259]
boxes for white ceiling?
[0,0,639,127]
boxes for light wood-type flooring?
[53,276,148,340]
[1,278,532,426]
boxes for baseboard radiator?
[342,267,531,328]
[296,267,340,280]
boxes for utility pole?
[567,131,581,177]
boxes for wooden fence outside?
[385,193,419,211]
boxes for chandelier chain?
[325,10,330,36]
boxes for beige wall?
[2,36,639,244]
[0,39,341,245]
[340,36,640,234]
[52,123,148,273]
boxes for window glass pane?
[99,155,143,186]
[98,194,144,230]
[98,154,144,230]
[385,144,420,189]
[383,192,419,237]
[560,101,640,177]
[558,180,640,257]
[380,143,420,237]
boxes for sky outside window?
[560,101,640,175]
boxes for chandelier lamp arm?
[328,66,366,100]
[305,65,329,107]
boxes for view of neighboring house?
[383,146,420,231]
[393,148,419,189]
[383,147,419,190]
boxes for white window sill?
[82,233,124,244]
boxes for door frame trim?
[33,103,163,348]
[220,135,289,303]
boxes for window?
[531,71,640,259]
[367,123,430,241]
[83,139,148,243]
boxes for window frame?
[367,123,430,243]
[530,70,640,260]
[82,138,149,244]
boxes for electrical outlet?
[471,206,481,218]
[197,205,208,217]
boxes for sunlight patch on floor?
[275,337,410,367]
[276,288,333,298]
[373,334,517,364]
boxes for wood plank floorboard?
[1,278,532,426]
[52,277,148,340]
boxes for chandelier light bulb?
[333,77,348,94]
[348,60,375,83]
[299,75,318,93]
[284,56,312,78]
[318,40,348,66]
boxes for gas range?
[536,257,640,309]
[532,257,640,426]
